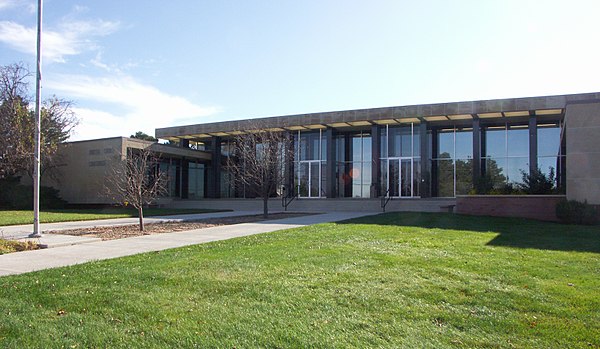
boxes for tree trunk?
[138,206,144,231]
[263,195,268,219]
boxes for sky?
[1,0,599,141]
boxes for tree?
[517,167,556,194]
[225,126,291,218]
[0,63,77,180]
[105,147,167,231]
[130,131,157,142]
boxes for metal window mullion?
[453,126,457,197]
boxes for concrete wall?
[167,197,456,213]
[45,138,126,204]
[565,101,600,205]
[456,195,565,222]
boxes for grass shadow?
[338,212,600,253]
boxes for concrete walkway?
[0,211,374,277]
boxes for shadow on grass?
[338,212,600,254]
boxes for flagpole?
[29,0,43,238]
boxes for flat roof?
[155,92,600,141]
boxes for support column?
[529,113,538,174]
[325,128,336,198]
[472,117,482,186]
[344,133,352,197]
[419,122,430,197]
[370,124,381,198]
[180,140,190,199]
[208,136,221,198]
[284,132,295,197]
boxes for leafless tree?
[225,125,291,218]
[106,147,167,231]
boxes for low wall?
[167,197,456,213]
[456,195,566,222]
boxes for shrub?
[556,199,599,225]
[0,177,66,209]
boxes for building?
[47,137,210,204]
[153,92,600,212]
[50,92,600,216]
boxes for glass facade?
[380,124,421,197]
[294,130,327,198]
[336,131,372,198]
[537,121,566,191]
[163,111,566,200]
[433,127,473,197]
[482,124,529,188]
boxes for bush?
[556,199,599,225]
[517,167,556,194]
[0,177,66,209]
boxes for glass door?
[387,158,413,197]
[298,160,321,198]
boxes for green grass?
[0,208,227,226]
[0,212,599,348]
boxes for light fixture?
[503,110,529,117]
[422,115,448,122]
[446,114,472,120]
[285,125,307,131]
[327,122,351,128]
[348,120,372,126]
[477,112,503,118]
[372,119,398,125]
[396,117,421,123]
[535,109,562,116]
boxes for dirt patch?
[47,213,313,241]
[0,239,39,254]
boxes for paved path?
[0,212,374,277]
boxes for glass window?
[455,159,473,195]
[435,159,454,197]
[485,127,506,158]
[506,157,529,184]
[538,124,561,157]
[507,127,528,157]
[362,135,372,162]
[437,130,454,159]
[352,136,362,162]
[485,157,507,188]
[455,130,472,159]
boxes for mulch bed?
[47,212,312,241]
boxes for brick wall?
[456,195,566,222]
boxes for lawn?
[0,208,227,226]
[0,212,598,348]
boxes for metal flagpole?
[29,0,43,238]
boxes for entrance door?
[298,160,321,198]
[387,158,413,197]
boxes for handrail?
[282,188,298,211]
[381,189,392,212]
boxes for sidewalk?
[0,211,375,277]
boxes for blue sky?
[1,0,599,141]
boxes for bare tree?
[0,63,78,180]
[106,147,167,231]
[225,126,291,218]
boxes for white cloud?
[0,19,119,63]
[46,74,220,141]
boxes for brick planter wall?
[456,195,566,222]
